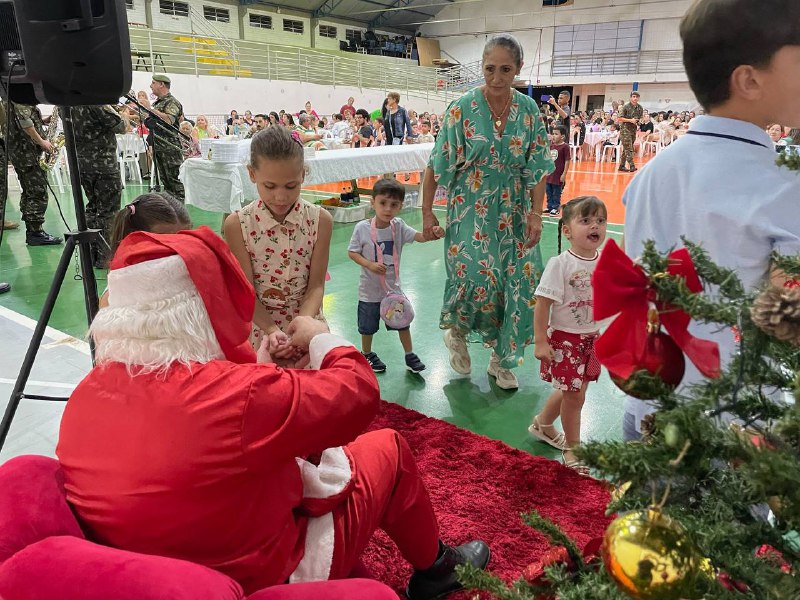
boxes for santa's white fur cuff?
[308,334,355,369]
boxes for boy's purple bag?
[370,218,415,328]
[380,292,414,328]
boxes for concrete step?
[183,48,229,57]
[208,68,252,77]
[173,35,218,45]
[197,57,239,66]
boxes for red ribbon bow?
[592,240,720,380]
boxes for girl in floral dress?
[224,127,332,365]
[421,34,554,390]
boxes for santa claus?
[56,227,489,599]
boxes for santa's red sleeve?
[241,334,380,467]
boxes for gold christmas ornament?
[602,509,708,600]
[750,286,800,346]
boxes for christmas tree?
[457,238,800,599]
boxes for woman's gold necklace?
[485,89,512,128]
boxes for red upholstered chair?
[0,456,394,600]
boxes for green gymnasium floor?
[0,183,626,458]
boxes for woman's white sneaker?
[487,353,518,390]
[443,328,471,375]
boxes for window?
[319,25,337,39]
[203,6,229,23]
[159,0,189,17]
[125,0,134,9]
[553,21,642,56]
[345,29,361,42]
[283,19,304,34]
[552,21,647,76]
[249,14,272,29]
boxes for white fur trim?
[295,446,351,499]
[289,512,334,583]
[289,447,351,583]
[308,334,355,370]
[108,255,195,307]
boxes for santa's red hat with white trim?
[108,226,257,364]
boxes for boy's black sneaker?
[405,352,426,373]
[363,352,386,373]
[629,166,638,172]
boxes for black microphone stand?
[124,95,152,183]
[123,93,190,195]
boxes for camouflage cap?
[152,74,171,84]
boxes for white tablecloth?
[584,131,609,148]
[179,143,434,213]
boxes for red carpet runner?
[363,401,611,596]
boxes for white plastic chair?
[569,130,582,162]
[641,136,660,158]
[117,134,143,187]
[601,142,622,163]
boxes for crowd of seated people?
[202,95,443,152]
[544,104,702,161]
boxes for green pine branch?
[462,245,800,599]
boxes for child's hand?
[368,262,387,274]
[267,329,291,356]
[256,337,273,364]
[534,341,555,365]
[431,225,445,239]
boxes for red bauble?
[611,331,686,399]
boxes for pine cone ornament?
[750,286,800,346]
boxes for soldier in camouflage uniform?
[617,91,644,173]
[0,100,17,233]
[7,101,62,245]
[71,105,129,267]
[146,74,185,201]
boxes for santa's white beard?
[90,290,225,374]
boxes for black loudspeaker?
[0,0,131,105]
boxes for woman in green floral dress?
[421,34,554,390]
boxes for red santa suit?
[56,227,439,594]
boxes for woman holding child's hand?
[420,33,554,390]
[224,126,332,357]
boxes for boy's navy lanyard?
[686,130,769,148]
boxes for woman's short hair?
[483,33,524,68]
[680,0,800,109]
[387,92,400,103]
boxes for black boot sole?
[26,239,63,246]
[405,548,491,600]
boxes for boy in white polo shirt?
[621,0,800,440]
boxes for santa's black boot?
[406,540,490,600]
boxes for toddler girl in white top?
[528,196,608,474]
